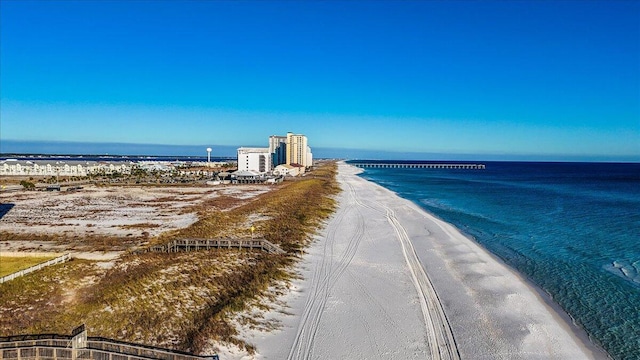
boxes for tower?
[286,132,308,167]
[269,135,287,169]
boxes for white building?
[306,146,313,168]
[0,159,133,176]
[236,147,271,173]
[274,164,305,177]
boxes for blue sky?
[1,0,639,160]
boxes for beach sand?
[241,162,607,359]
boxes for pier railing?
[0,333,218,360]
[138,238,285,255]
[350,163,485,169]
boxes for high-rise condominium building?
[269,135,287,169]
[286,132,312,168]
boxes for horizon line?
[0,139,638,163]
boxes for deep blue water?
[352,161,640,360]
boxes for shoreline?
[355,169,609,359]
[353,165,610,359]
[243,162,608,359]
[367,177,609,359]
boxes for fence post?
[71,324,87,360]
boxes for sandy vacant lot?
[0,184,271,250]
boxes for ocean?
[352,161,640,360]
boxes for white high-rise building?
[306,145,313,168]
[237,147,271,173]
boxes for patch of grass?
[0,232,142,252]
[147,196,179,203]
[195,195,245,212]
[118,223,161,230]
[0,259,101,335]
[0,256,57,277]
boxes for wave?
[605,260,640,287]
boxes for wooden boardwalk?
[0,332,217,360]
[139,238,285,255]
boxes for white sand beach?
[239,162,607,360]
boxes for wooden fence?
[0,254,71,284]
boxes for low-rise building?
[274,164,305,177]
[231,170,265,184]
[0,159,134,177]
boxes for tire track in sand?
[287,170,459,360]
[384,204,460,360]
[348,175,460,359]
[287,181,366,360]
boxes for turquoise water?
[354,161,640,360]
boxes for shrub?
[19,180,35,190]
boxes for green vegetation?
[0,256,56,277]
[19,180,35,190]
[0,161,340,354]
[0,259,99,333]
[0,232,141,252]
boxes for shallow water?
[355,161,640,360]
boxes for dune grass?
[0,161,340,354]
[0,256,56,277]
[0,259,99,333]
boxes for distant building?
[237,147,271,173]
[137,162,175,173]
[231,170,265,184]
[0,159,133,176]
[285,132,313,168]
[274,164,305,177]
[269,135,287,169]
[306,146,313,168]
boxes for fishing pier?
[350,163,486,170]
